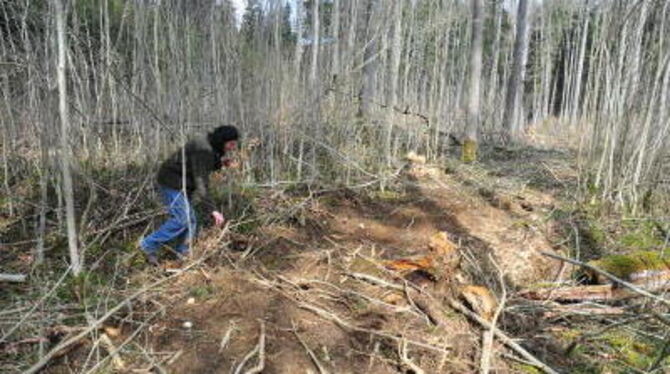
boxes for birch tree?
[55,0,81,275]
[462,0,484,162]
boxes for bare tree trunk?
[571,3,590,119]
[462,0,483,162]
[55,0,81,276]
[386,0,403,164]
[487,0,503,125]
[345,0,359,77]
[331,0,340,78]
[309,0,320,86]
[294,0,305,81]
[358,0,378,119]
[502,0,530,142]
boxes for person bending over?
[140,125,239,266]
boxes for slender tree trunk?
[386,0,403,164]
[55,0,81,276]
[331,0,340,78]
[462,0,483,162]
[293,0,304,82]
[345,0,358,77]
[502,0,530,142]
[309,0,320,86]
[571,3,590,119]
[358,0,378,119]
[487,0,503,126]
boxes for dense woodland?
[1,0,670,373]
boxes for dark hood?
[207,125,239,155]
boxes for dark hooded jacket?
[156,127,238,213]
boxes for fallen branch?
[292,321,330,374]
[1,267,72,344]
[0,337,48,353]
[84,306,166,374]
[244,320,266,374]
[346,272,403,291]
[398,339,425,374]
[542,303,626,318]
[520,284,630,302]
[540,252,670,307]
[298,302,451,354]
[99,333,125,370]
[23,260,204,374]
[347,271,453,328]
[406,288,452,327]
[349,271,556,373]
[233,320,265,374]
[0,273,26,282]
[481,254,507,374]
[219,320,238,353]
[447,299,559,374]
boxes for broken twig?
[219,320,238,353]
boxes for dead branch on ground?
[481,254,507,374]
[23,259,205,374]
[297,301,451,354]
[219,320,238,353]
[343,271,558,374]
[292,320,330,374]
[233,320,266,374]
[398,338,426,374]
[540,252,670,307]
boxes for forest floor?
[2,134,669,373]
[130,146,571,374]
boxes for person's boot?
[175,251,190,267]
[145,253,160,267]
[138,240,160,267]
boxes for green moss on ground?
[588,250,670,279]
[461,139,478,163]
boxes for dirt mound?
[406,163,564,287]
[118,161,570,373]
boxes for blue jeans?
[141,186,197,255]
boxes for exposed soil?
[106,153,573,374]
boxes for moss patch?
[512,363,542,374]
[368,189,405,202]
[601,331,656,369]
[588,250,670,279]
[189,285,215,300]
[618,221,666,251]
[461,139,478,163]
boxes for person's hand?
[212,211,225,226]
